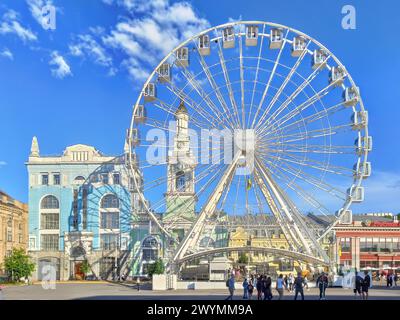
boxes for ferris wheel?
[127,21,371,267]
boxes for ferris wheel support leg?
[171,152,241,263]
[255,158,312,254]
[253,167,301,251]
[255,158,330,265]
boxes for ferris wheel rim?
[128,20,370,243]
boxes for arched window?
[101,194,119,209]
[176,171,185,191]
[40,195,59,209]
[73,176,86,185]
[142,236,159,261]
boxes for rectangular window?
[7,230,12,242]
[100,234,119,250]
[101,173,109,184]
[41,174,49,185]
[29,237,36,250]
[41,213,59,229]
[73,189,79,229]
[18,223,22,230]
[53,173,61,185]
[101,212,119,229]
[113,173,120,185]
[41,234,59,251]
[82,187,88,230]
[340,238,351,252]
[19,233,23,243]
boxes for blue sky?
[0,0,399,213]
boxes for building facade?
[334,216,400,271]
[26,137,151,280]
[0,191,28,275]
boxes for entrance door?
[74,262,85,280]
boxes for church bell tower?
[163,100,197,240]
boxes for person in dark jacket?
[256,276,263,300]
[262,276,273,300]
[362,271,371,300]
[316,272,329,300]
[354,269,363,299]
[293,272,305,300]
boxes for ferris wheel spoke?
[163,80,228,130]
[254,39,310,130]
[248,24,266,128]
[153,100,210,130]
[251,29,289,129]
[258,150,353,176]
[178,66,234,129]
[191,39,239,130]
[259,153,347,200]
[259,102,346,139]
[263,159,335,216]
[255,55,334,132]
[214,29,241,129]
[264,143,355,155]
[258,80,338,135]
[261,123,352,144]
[239,30,245,129]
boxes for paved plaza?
[2,282,400,300]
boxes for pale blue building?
[26,137,156,280]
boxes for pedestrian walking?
[293,272,305,300]
[362,271,371,300]
[394,273,398,287]
[136,276,140,291]
[242,278,249,299]
[248,279,254,300]
[283,275,288,292]
[226,274,235,300]
[354,270,363,299]
[303,276,310,291]
[275,274,286,300]
[316,272,329,300]
[262,276,273,300]
[288,273,294,292]
[256,276,263,300]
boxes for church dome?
[175,100,188,115]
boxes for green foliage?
[80,260,91,275]
[147,259,165,276]
[237,253,249,264]
[3,248,35,282]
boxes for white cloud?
[0,10,37,42]
[76,0,210,82]
[0,161,7,167]
[0,48,13,60]
[69,34,112,67]
[49,51,72,79]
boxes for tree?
[3,248,35,282]
[147,259,165,276]
[80,260,91,277]
[237,253,249,264]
